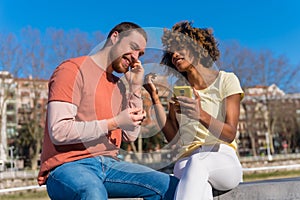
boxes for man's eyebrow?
[130,42,145,56]
[130,41,140,49]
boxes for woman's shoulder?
[219,70,237,77]
[219,70,244,99]
[219,70,240,82]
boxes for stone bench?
[2,177,300,200]
[110,177,300,199]
[213,176,300,200]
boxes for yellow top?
[175,71,244,159]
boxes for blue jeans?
[46,156,178,200]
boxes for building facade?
[0,71,48,167]
[238,84,300,157]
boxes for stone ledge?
[110,177,300,200]
[213,177,300,200]
[2,177,300,200]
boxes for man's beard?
[111,57,129,74]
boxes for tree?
[219,41,300,157]
[0,32,23,162]
[219,41,300,93]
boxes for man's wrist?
[107,118,118,130]
[133,92,143,99]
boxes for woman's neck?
[187,65,219,90]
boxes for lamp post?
[265,132,273,161]
[8,146,14,171]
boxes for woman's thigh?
[174,144,242,190]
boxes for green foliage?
[0,190,49,200]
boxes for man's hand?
[112,108,146,131]
[125,60,144,93]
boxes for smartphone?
[173,86,193,98]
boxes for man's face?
[110,30,146,73]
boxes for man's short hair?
[106,22,147,43]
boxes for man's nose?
[131,51,139,61]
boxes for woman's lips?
[174,58,184,65]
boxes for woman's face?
[171,47,194,72]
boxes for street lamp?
[265,132,273,161]
[8,146,14,171]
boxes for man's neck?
[90,51,113,73]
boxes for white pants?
[173,144,243,200]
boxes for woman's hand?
[172,88,202,121]
[143,73,158,97]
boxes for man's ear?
[110,31,119,44]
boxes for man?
[38,22,178,200]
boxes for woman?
[144,21,244,200]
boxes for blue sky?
[1,0,300,65]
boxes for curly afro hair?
[161,21,220,78]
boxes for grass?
[1,170,300,199]
[243,169,300,182]
[0,190,49,200]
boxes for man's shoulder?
[55,56,90,73]
[64,56,89,67]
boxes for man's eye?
[139,52,144,57]
[131,46,139,50]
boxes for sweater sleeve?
[47,101,109,145]
[120,91,143,142]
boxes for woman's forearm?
[151,94,178,142]
[199,110,236,143]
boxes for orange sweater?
[38,56,124,185]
